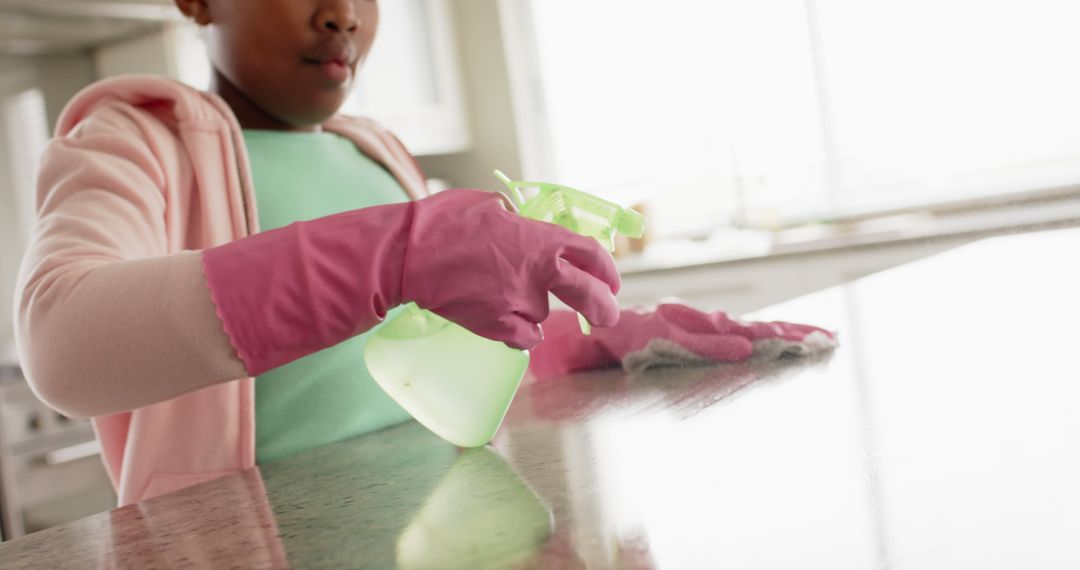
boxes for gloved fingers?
[670,331,756,362]
[483,313,544,350]
[511,287,552,325]
[741,320,834,342]
[548,261,620,328]
[775,321,833,340]
[653,305,831,346]
[552,232,622,295]
[655,303,722,333]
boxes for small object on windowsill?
[613,202,650,258]
[770,213,935,250]
[770,223,836,246]
[616,210,938,273]
[616,227,772,272]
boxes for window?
[814,0,1080,217]
[514,0,1080,238]
[342,0,469,155]
[3,87,49,244]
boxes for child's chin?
[280,98,348,126]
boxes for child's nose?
[313,1,360,34]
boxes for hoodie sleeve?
[14,102,247,418]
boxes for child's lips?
[303,41,357,85]
[302,57,352,84]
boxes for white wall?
[93,28,173,78]
[93,23,211,89]
[37,55,99,131]
[415,0,524,190]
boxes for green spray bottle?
[364,171,645,447]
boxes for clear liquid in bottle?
[365,303,530,448]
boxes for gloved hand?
[203,189,620,375]
[528,303,836,380]
[401,189,620,348]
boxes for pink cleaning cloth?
[529,303,837,380]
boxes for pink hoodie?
[14,76,429,506]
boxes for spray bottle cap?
[614,207,646,240]
[493,170,646,246]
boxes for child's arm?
[201,188,620,375]
[17,104,620,418]
[528,305,837,380]
[15,103,251,417]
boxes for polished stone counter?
[2,227,1079,568]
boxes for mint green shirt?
[244,129,412,464]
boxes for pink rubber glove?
[528,304,836,380]
[203,189,620,376]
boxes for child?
[14,0,832,506]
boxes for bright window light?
[524,0,1080,236]
[3,87,49,243]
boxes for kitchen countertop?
[1,227,1079,568]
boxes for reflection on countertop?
[1,227,1079,568]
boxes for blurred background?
[1,0,1079,538]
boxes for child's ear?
[174,0,213,26]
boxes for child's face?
[178,0,379,128]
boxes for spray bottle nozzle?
[494,170,646,334]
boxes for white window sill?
[617,188,1080,275]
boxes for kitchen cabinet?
[0,366,115,540]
